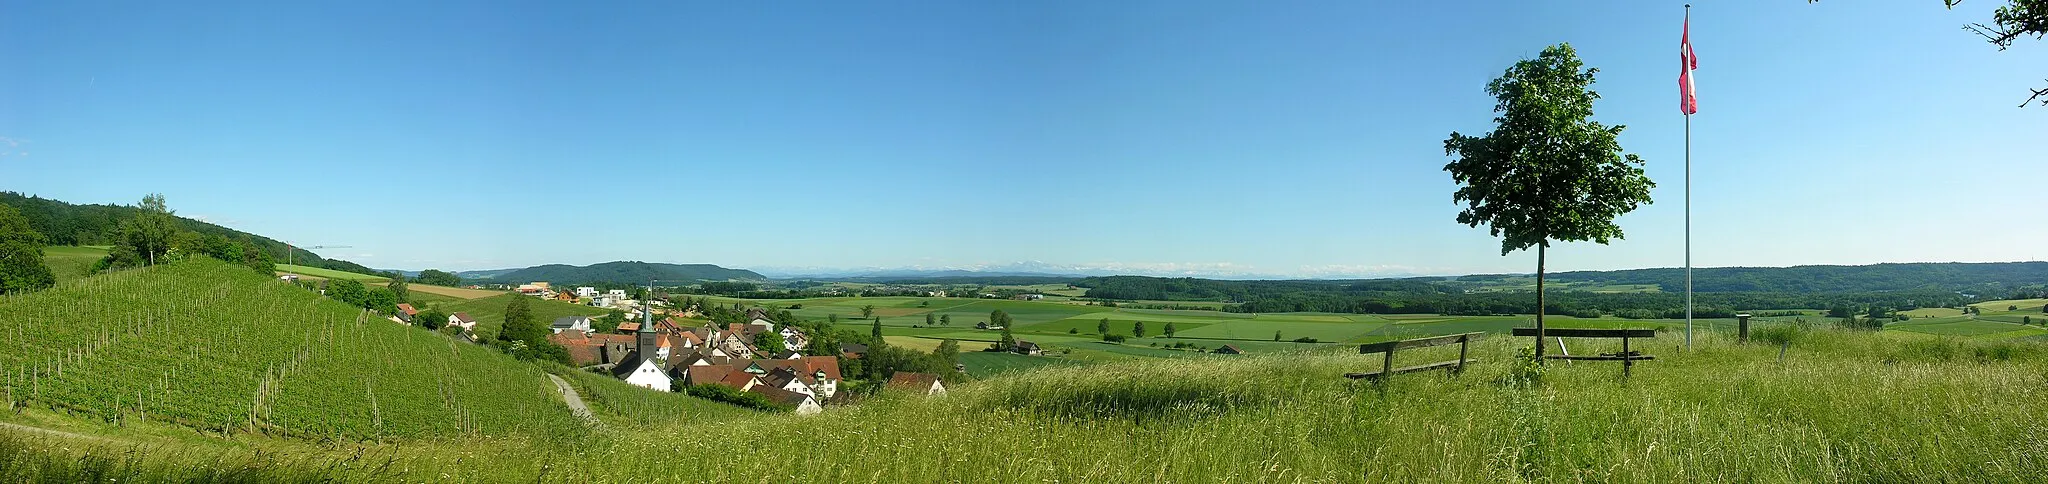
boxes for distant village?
[383,281,953,415]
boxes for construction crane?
[285,244,352,266]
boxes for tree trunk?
[1534,243,1546,362]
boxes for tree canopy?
[1443,43,1653,359]
[0,203,56,294]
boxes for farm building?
[1014,340,1043,355]
[1215,345,1243,355]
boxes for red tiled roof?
[887,372,940,390]
[618,322,641,332]
[396,303,418,316]
[747,384,812,407]
[452,312,476,323]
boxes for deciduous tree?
[1443,43,1654,360]
[0,203,55,294]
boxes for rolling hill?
[0,257,585,441]
[479,261,765,284]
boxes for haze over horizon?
[5,1,2043,278]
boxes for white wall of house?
[792,397,822,416]
[623,360,671,391]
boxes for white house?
[551,316,592,334]
[575,287,599,298]
[611,352,671,391]
[449,312,478,331]
[606,289,628,300]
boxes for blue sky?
[2,1,2042,277]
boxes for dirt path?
[547,374,600,426]
[0,420,113,443]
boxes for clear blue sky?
[3,1,2042,277]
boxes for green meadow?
[38,246,108,284]
[6,326,2047,482]
[274,263,392,282]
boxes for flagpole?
[1683,3,1694,350]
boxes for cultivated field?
[0,258,582,442]
[403,283,505,300]
[6,328,2046,481]
[274,263,391,282]
[38,246,107,284]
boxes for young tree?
[871,317,883,341]
[1133,320,1146,338]
[861,305,876,319]
[1273,330,1282,342]
[387,279,410,303]
[990,309,1011,328]
[0,203,56,294]
[418,309,448,331]
[756,331,788,354]
[1442,43,1654,360]
[829,313,840,323]
[1097,318,1110,335]
[940,314,951,326]
[925,313,936,326]
[500,296,544,343]
[1164,322,1177,338]
[996,326,1016,352]
[119,194,183,266]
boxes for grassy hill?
[274,263,391,282]
[484,261,765,284]
[3,327,2045,481]
[429,293,611,340]
[0,258,584,441]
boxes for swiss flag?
[1679,13,1699,115]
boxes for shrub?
[1101,334,1127,343]
[1291,337,1319,343]
[683,384,787,412]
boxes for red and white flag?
[1679,13,1699,115]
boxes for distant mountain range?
[463,261,765,284]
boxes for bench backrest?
[1358,332,1482,355]
[1510,328,1656,338]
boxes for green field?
[275,263,391,282]
[432,293,611,340]
[39,245,108,284]
[7,325,2048,481]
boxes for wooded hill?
[483,261,765,284]
[1,192,318,265]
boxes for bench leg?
[1455,336,1469,374]
[1622,336,1632,378]
[1382,349,1395,379]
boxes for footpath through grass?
[5,326,2046,482]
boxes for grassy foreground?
[3,325,2045,482]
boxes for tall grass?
[4,327,2046,482]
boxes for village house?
[448,312,478,331]
[886,372,946,396]
[1215,344,1244,355]
[395,303,419,324]
[575,286,599,298]
[552,316,592,334]
[608,323,670,391]
[749,385,822,415]
[1014,340,1043,356]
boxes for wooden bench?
[1511,328,1656,376]
[1343,332,1481,381]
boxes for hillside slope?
[0,258,583,441]
[484,261,764,284]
